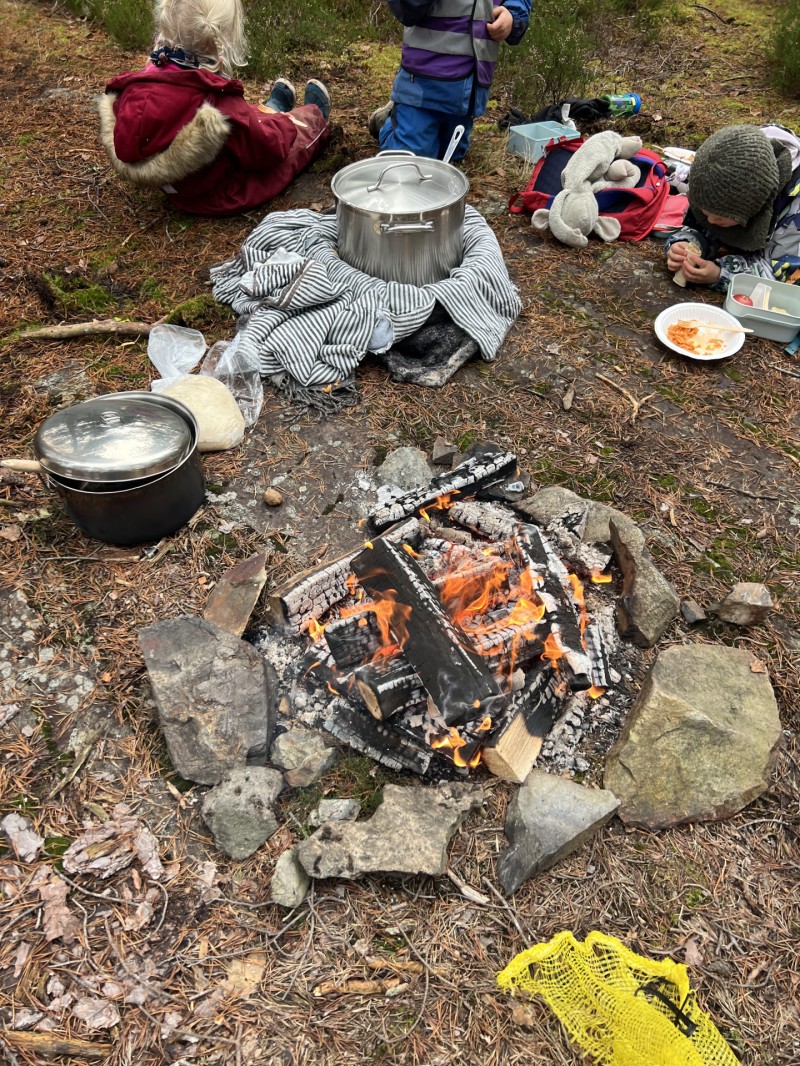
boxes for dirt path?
[1,2,799,1064]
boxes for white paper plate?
[654,302,745,361]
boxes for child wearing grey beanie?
[665,124,800,292]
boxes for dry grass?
[1,1,799,1064]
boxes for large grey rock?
[604,644,782,829]
[610,519,679,647]
[376,447,432,491]
[708,582,773,627]
[497,772,619,895]
[138,616,275,785]
[270,728,337,788]
[271,848,310,908]
[201,766,284,859]
[203,552,268,637]
[517,487,645,550]
[297,782,484,880]
[309,798,361,827]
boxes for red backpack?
[509,138,670,242]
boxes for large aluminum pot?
[34,392,205,546]
[332,151,469,286]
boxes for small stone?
[376,447,432,492]
[681,598,707,625]
[708,582,773,627]
[309,798,360,827]
[200,767,284,860]
[271,728,337,788]
[271,848,310,908]
[431,438,458,466]
[263,487,284,506]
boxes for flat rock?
[610,519,679,647]
[681,597,707,625]
[296,782,484,880]
[203,552,268,637]
[432,438,458,466]
[270,728,337,787]
[604,644,782,829]
[201,766,284,859]
[309,798,361,826]
[271,848,310,908]
[708,582,773,627]
[376,447,432,492]
[516,487,645,550]
[139,616,275,785]
[497,772,619,895]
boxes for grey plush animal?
[532,131,643,248]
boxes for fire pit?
[259,450,632,784]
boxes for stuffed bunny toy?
[532,131,643,248]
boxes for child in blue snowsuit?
[376,0,531,162]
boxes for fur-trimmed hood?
[98,66,240,187]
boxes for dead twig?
[1,1031,111,1061]
[771,362,800,380]
[313,977,404,997]
[704,480,780,501]
[692,3,728,24]
[8,319,155,343]
[595,373,655,424]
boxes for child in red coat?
[99,0,331,215]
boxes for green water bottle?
[602,93,641,117]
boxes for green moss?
[164,293,229,332]
[40,273,113,317]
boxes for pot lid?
[34,394,193,482]
[332,154,469,214]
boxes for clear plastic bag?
[147,324,207,381]
[199,335,263,427]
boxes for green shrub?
[502,0,594,112]
[103,0,154,52]
[769,0,800,95]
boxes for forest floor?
[0,1,798,1064]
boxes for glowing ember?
[587,685,605,699]
[590,571,613,584]
[542,632,564,663]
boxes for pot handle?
[367,162,433,193]
[379,221,435,235]
[0,458,42,473]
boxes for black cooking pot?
[34,392,206,545]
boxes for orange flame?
[587,685,605,699]
[339,588,412,657]
[590,571,613,584]
[431,727,467,751]
[403,543,421,558]
[308,618,325,642]
[542,632,564,663]
[467,749,482,769]
[327,682,340,696]
[302,659,322,679]
[475,715,492,733]
[419,492,458,523]
[364,540,374,549]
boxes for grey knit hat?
[688,125,793,251]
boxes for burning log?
[449,500,518,541]
[268,518,420,634]
[369,451,518,532]
[514,526,592,690]
[481,667,562,783]
[324,612,382,669]
[351,538,506,727]
[354,658,425,721]
[324,700,432,774]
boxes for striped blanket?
[210,207,521,398]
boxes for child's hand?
[680,251,721,286]
[487,5,514,39]
[666,240,690,273]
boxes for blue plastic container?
[507,121,581,165]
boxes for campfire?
[263,451,619,784]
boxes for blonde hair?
[153,0,247,75]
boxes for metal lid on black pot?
[332,153,469,214]
[34,394,193,482]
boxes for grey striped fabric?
[209,207,521,390]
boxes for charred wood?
[268,518,420,634]
[584,620,612,690]
[351,538,506,726]
[369,451,518,531]
[514,525,592,690]
[449,500,518,541]
[354,658,426,720]
[481,667,562,783]
[323,700,432,774]
[324,612,382,669]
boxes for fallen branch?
[771,362,800,380]
[1,1031,111,1061]
[595,374,655,424]
[10,319,155,342]
[704,479,779,502]
[312,977,404,997]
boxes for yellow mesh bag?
[497,931,739,1066]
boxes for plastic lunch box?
[724,272,800,342]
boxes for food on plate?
[733,294,754,306]
[665,321,727,357]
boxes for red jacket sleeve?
[217,96,298,169]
